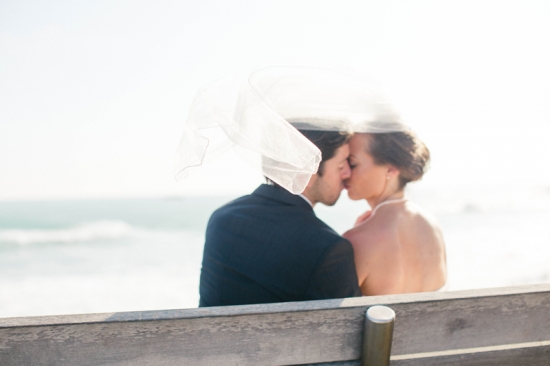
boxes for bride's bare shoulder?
[343,201,442,252]
[405,201,443,232]
[343,213,398,251]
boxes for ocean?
[1,185,550,318]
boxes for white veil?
[174,66,408,194]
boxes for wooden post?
[361,305,395,366]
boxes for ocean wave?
[0,221,137,245]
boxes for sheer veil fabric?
[174,66,408,194]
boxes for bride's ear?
[386,165,400,179]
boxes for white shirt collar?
[298,194,314,207]
[267,180,314,207]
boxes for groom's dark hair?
[296,128,352,176]
[264,126,351,185]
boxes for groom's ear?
[304,173,318,190]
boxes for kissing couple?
[175,67,447,307]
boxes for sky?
[1,0,550,201]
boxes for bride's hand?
[355,211,373,227]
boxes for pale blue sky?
[1,0,550,200]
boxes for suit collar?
[252,184,314,212]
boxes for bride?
[343,130,447,295]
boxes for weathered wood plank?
[390,286,550,355]
[1,307,364,366]
[299,361,359,366]
[391,343,550,366]
[2,284,548,328]
[297,343,550,366]
[1,284,549,366]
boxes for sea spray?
[0,221,134,245]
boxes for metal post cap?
[366,306,395,324]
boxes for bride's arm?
[344,226,402,296]
[343,228,370,288]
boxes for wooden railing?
[1,283,549,365]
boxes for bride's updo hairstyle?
[367,131,430,189]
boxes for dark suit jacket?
[199,184,361,307]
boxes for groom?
[199,127,361,307]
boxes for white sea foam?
[0,221,136,245]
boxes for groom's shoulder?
[207,188,344,243]
[210,185,305,216]
[302,217,348,246]
[209,191,268,216]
